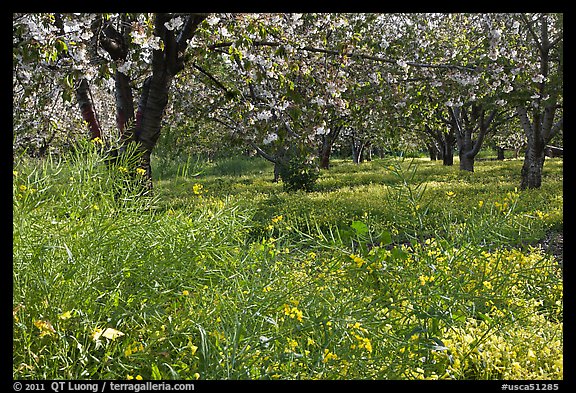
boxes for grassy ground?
[13,146,563,380]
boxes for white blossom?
[275,100,289,111]
[511,20,520,35]
[117,60,132,74]
[257,110,273,121]
[315,121,330,135]
[80,30,93,40]
[147,36,162,50]
[292,13,303,22]
[531,74,545,83]
[311,96,326,106]
[218,26,231,38]
[263,132,278,144]
[164,16,184,31]
[63,20,80,33]
[446,99,462,108]
[206,15,220,26]
[396,59,407,68]
[326,82,339,96]
[488,48,499,61]
[130,29,147,45]
[71,45,88,64]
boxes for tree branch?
[520,13,544,55]
[192,63,231,96]
[208,40,477,72]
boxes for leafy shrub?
[278,156,320,192]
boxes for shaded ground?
[535,230,564,268]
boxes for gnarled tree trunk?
[517,105,562,189]
[422,124,455,166]
[516,13,563,190]
[449,104,496,172]
[77,13,207,190]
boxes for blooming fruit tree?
[13,13,562,190]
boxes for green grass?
[13,147,563,380]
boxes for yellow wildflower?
[34,319,56,337]
[283,304,303,322]
[419,275,434,286]
[58,311,72,320]
[350,254,365,268]
[323,348,338,363]
[286,338,298,351]
[193,183,203,195]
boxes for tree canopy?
[13,13,563,189]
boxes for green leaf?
[151,363,163,380]
[379,230,392,246]
[351,220,369,236]
[390,246,408,261]
[55,39,68,53]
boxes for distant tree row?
[13,13,562,190]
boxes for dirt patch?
[534,230,563,268]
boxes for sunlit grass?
[13,148,562,380]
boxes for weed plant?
[13,148,563,380]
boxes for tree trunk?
[75,78,101,140]
[115,70,135,141]
[136,70,172,185]
[422,124,454,166]
[365,145,372,161]
[449,104,495,172]
[459,151,475,172]
[458,144,475,171]
[318,125,342,170]
[516,105,562,189]
[131,14,207,187]
[351,137,360,164]
[442,139,454,166]
[427,142,440,161]
[520,143,546,189]
[515,14,563,190]
[497,147,505,160]
[319,141,332,169]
